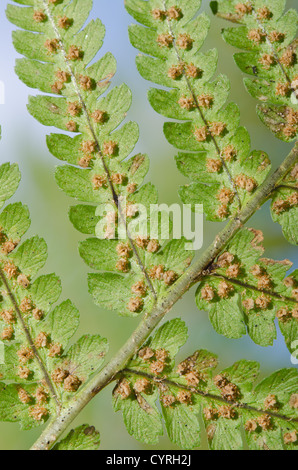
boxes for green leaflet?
[0,202,31,241]
[0,163,21,209]
[27,273,61,313]
[69,204,99,235]
[114,318,298,450]
[211,0,298,142]
[7,0,93,35]
[272,188,298,245]
[271,165,298,245]
[0,382,55,431]
[147,317,188,357]
[8,0,194,319]
[34,300,80,350]
[59,335,108,384]
[10,236,48,278]
[207,294,246,339]
[53,424,101,451]
[113,387,163,445]
[126,0,272,222]
[0,160,108,430]
[87,238,193,317]
[126,0,203,28]
[196,228,298,352]
[162,399,201,449]
[46,121,139,166]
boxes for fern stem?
[0,268,60,409]
[41,0,156,299]
[31,142,298,450]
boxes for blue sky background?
[0,0,297,450]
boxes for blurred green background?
[0,0,297,450]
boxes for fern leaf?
[271,162,298,245]
[86,237,192,317]
[211,0,298,141]
[53,424,101,450]
[113,386,163,445]
[114,318,298,450]
[7,0,195,319]
[0,158,108,433]
[196,228,298,352]
[0,162,21,209]
[125,0,272,222]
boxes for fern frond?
[210,0,298,245]
[124,0,298,350]
[210,0,298,141]
[196,228,298,352]
[125,0,272,222]
[0,155,106,443]
[114,318,298,450]
[7,0,195,319]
